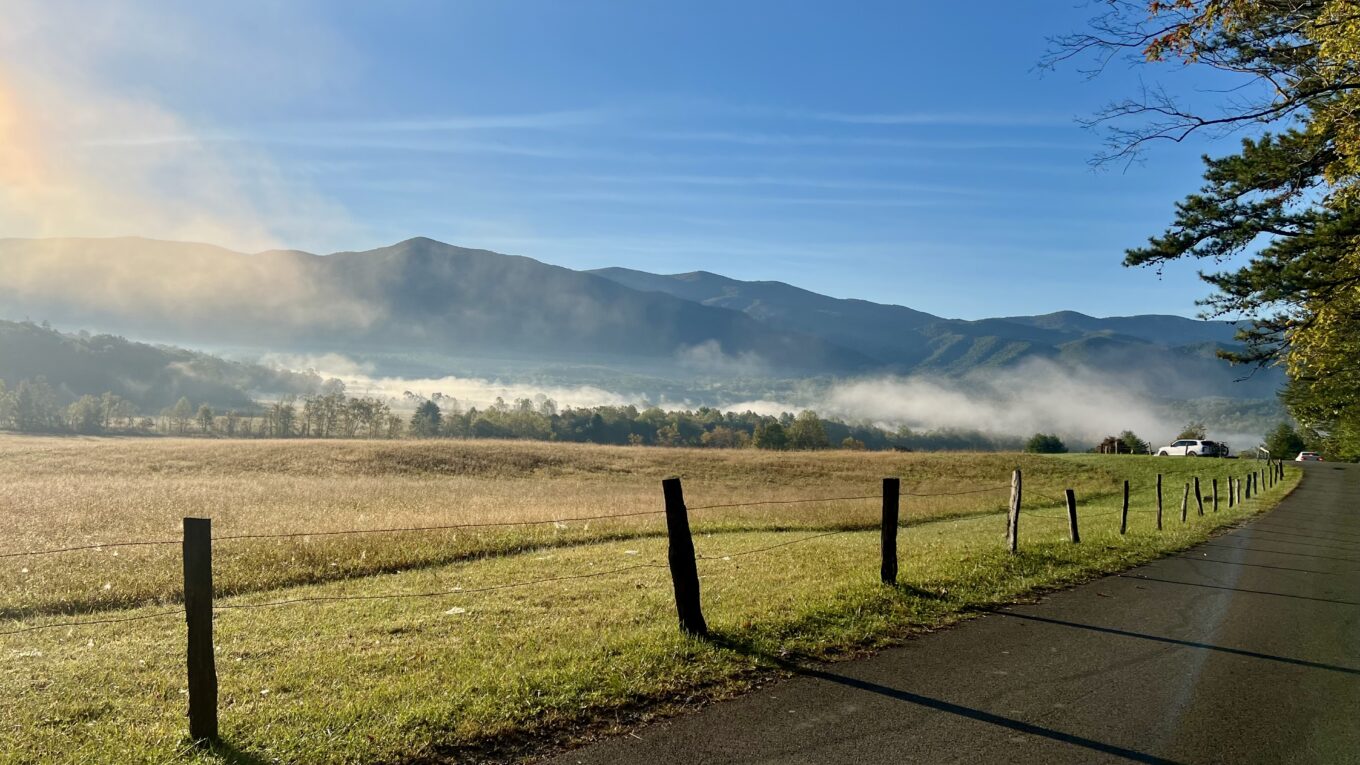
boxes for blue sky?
[3,1,1265,319]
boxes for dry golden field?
[0,435,1110,618]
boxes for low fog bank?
[737,359,1271,451]
[262,353,647,411]
[273,354,1274,451]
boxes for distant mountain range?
[0,236,1283,399]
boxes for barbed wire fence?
[0,457,1291,744]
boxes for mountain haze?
[591,266,1277,397]
[0,236,1282,398]
[0,237,870,373]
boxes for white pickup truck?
[1157,439,1225,457]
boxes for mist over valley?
[0,235,1284,450]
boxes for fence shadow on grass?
[201,739,271,765]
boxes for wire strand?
[696,529,852,559]
[213,562,665,611]
[903,484,1011,497]
[0,609,181,637]
[212,509,667,542]
[0,539,179,559]
[687,495,878,512]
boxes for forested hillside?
[0,320,318,412]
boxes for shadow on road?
[1245,528,1360,546]
[704,631,1190,765]
[1121,573,1360,606]
[1172,554,1354,575]
[1199,542,1360,564]
[985,610,1360,676]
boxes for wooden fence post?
[1228,476,1235,508]
[1180,483,1190,523]
[1155,474,1163,531]
[881,477,900,585]
[1194,476,1204,516]
[1212,478,1219,512]
[1007,469,1022,554]
[662,478,707,637]
[183,517,218,744]
[1065,489,1080,544]
[1119,480,1129,535]
[1245,473,1252,500]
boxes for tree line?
[404,395,1022,451]
[0,376,1027,451]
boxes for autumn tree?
[410,400,442,438]
[1025,433,1068,454]
[67,395,103,434]
[1119,430,1150,454]
[1054,1,1360,458]
[787,410,830,450]
[753,421,788,450]
[0,380,13,429]
[1265,421,1308,457]
[1176,422,1208,440]
[169,397,193,435]
[14,378,62,432]
[196,405,214,433]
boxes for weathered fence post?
[1246,472,1253,500]
[1180,483,1190,523]
[1119,480,1129,535]
[1228,476,1235,508]
[661,478,707,637]
[881,477,900,585]
[1065,489,1080,543]
[1007,469,1022,554]
[1194,476,1204,516]
[1212,478,1219,513]
[1156,474,1163,531]
[183,517,218,744]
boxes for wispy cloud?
[577,173,989,196]
[536,189,946,209]
[333,108,616,133]
[805,110,1073,127]
[651,130,1090,151]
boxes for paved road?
[549,463,1359,765]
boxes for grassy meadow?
[0,435,1299,764]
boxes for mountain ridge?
[0,235,1281,398]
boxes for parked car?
[1295,451,1324,462]
[1156,439,1225,457]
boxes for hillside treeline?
[0,319,318,411]
[0,378,1022,452]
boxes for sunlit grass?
[0,435,1298,764]
[2,436,1114,617]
